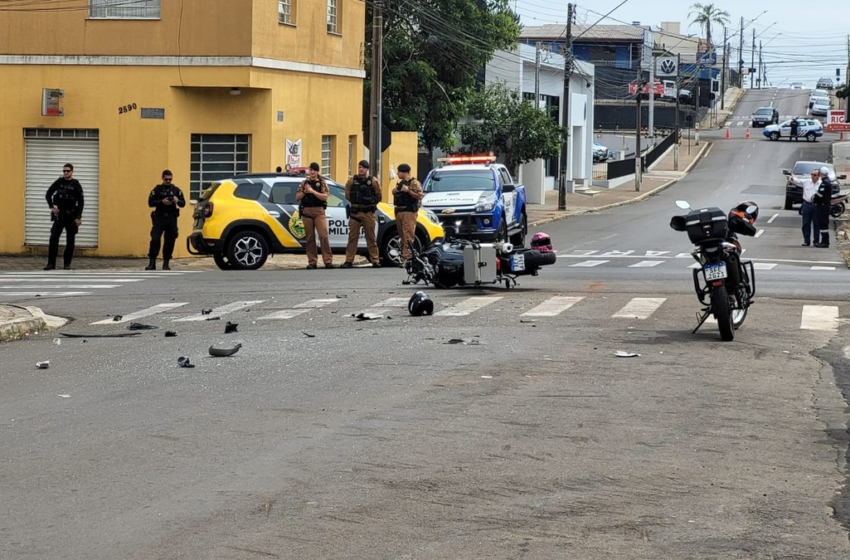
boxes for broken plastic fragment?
[127,322,158,330]
[209,343,242,357]
[53,338,61,345]
[36,361,50,369]
[224,321,239,334]
[301,331,316,338]
[201,308,213,315]
[112,315,123,322]
[613,351,640,358]
[164,331,178,337]
[354,312,382,321]
[177,357,195,368]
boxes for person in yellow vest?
[296,162,334,269]
[391,163,423,266]
[342,160,382,268]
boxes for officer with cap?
[342,159,382,268]
[814,165,833,248]
[44,163,84,270]
[297,162,334,269]
[146,169,186,270]
[391,163,423,266]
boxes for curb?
[0,305,47,342]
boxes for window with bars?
[89,0,160,19]
[321,135,334,177]
[278,0,293,24]
[327,0,339,33]
[190,134,250,200]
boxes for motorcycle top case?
[685,207,728,244]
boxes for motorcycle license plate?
[704,263,727,281]
[510,253,526,272]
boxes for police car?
[187,170,444,270]
[421,155,527,246]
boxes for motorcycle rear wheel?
[711,285,735,341]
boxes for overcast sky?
[513,0,850,88]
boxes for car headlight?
[475,193,497,213]
[423,208,440,225]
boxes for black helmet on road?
[408,291,434,316]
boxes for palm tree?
[688,3,730,50]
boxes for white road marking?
[753,263,777,270]
[800,305,839,331]
[373,297,410,307]
[687,263,701,269]
[811,266,836,271]
[675,253,693,258]
[435,296,502,317]
[628,261,664,268]
[258,298,339,320]
[570,250,599,256]
[0,284,120,289]
[91,303,189,324]
[612,298,666,319]
[176,300,264,322]
[0,278,145,283]
[767,213,779,224]
[755,229,764,238]
[644,251,669,257]
[570,260,609,267]
[599,250,634,257]
[521,296,584,317]
[0,292,90,297]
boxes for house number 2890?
[118,103,138,115]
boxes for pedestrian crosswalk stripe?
[373,297,410,308]
[0,278,145,283]
[800,305,839,331]
[628,261,664,268]
[753,263,777,270]
[91,302,189,324]
[258,298,339,320]
[0,284,121,289]
[175,300,264,322]
[1,292,90,297]
[434,296,502,316]
[570,260,609,267]
[612,298,666,319]
[521,296,584,317]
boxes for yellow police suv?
[187,170,444,270]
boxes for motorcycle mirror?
[675,200,690,210]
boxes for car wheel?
[769,132,779,141]
[509,213,527,247]
[226,231,268,270]
[784,196,793,211]
[380,228,423,266]
[496,218,509,244]
[213,253,234,270]
[805,132,815,142]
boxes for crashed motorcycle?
[831,191,848,218]
[401,231,556,289]
[670,200,758,341]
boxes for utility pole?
[534,42,541,108]
[635,45,643,191]
[648,52,655,143]
[846,34,850,120]
[557,3,574,211]
[749,27,755,89]
[720,27,727,110]
[758,41,762,89]
[368,0,384,180]
[738,16,744,87]
[674,53,680,171]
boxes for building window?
[89,0,160,19]
[321,135,334,177]
[348,135,356,176]
[190,134,250,200]
[327,0,339,34]
[278,0,294,25]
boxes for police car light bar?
[437,154,497,165]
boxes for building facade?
[0,0,367,257]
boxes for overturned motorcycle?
[670,200,758,341]
[399,233,556,289]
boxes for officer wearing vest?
[146,169,186,270]
[392,163,423,265]
[814,165,832,248]
[297,162,334,269]
[44,163,85,270]
[342,159,382,268]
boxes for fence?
[594,129,677,182]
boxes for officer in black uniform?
[44,163,85,270]
[814,165,833,248]
[146,169,186,270]
[342,160,382,268]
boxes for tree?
[365,0,521,157]
[837,83,850,118]
[688,3,730,51]
[457,82,565,176]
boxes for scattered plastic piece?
[112,315,123,322]
[53,338,61,345]
[353,312,382,321]
[201,308,213,315]
[164,331,178,337]
[127,322,158,330]
[444,338,481,345]
[302,331,316,338]
[58,394,70,398]
[209,343,242,357]
[224,322,239,334]
[614,351,640,358]
[36,361,50,369]
[481,375,493,379]
[61,332,140,338]
[177,357,195,368]
[205,316,221,321]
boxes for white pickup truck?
[660,80,693,103]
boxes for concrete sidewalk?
[0,140,710,341]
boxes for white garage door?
[25,129,99,247]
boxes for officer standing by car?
[44,163,84,270]
[815,166,833,248]
[342,160,381,268]
[146,169,186,270]
[392,163,423,266]
[790,117,799,141]
[297,162,334,269]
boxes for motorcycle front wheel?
[711,285,735,341]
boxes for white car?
[809,90,829,108]
[762,119,823,141]
[810,97,830,116]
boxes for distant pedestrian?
[790,117,799,141]
[44,163,84,270]
[342,160,382,268]
[296,162,334,269]
[788,168,822,246]
[146,169,186,270]
[392,163,423,266]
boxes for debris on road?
[53,338,62,345]
[36,361,50,369]
[177,357,195,368]
[614,350,641,358]
[61,332,140,338]
[302,331,316,338]
[209,343,242,357]
[127,322,158,330]
[164,331,178,337]
[112,315,123,322]
[444,338,481,345]
[205,316,221,321]
[352,312,383,321]
[224,321,238,333]
[201,308,213,315]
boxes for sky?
[512,0,850,88]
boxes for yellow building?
[0,0,368,257]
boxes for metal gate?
[24,129,99,247]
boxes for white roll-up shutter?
[25,130,99,247]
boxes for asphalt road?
[3,89,850,559]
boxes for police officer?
[146,169,186,270]
[815,165,833,248]
[342,160,382,268]
[790,117,799,142]
[392,163,423,266]
[297,162,334,269]
[44,163,84,270]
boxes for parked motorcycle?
[670,200,758,341]
[831,192,848,218]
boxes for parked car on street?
[762,118,823,141]
[593,142,614,162]
[751,106,779,127]
[790,82,805,89]
[188,171,444,269]
[809,89,829,108]
[810,97,830,116]
[816,77,834,89]
[782,161,846,209]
